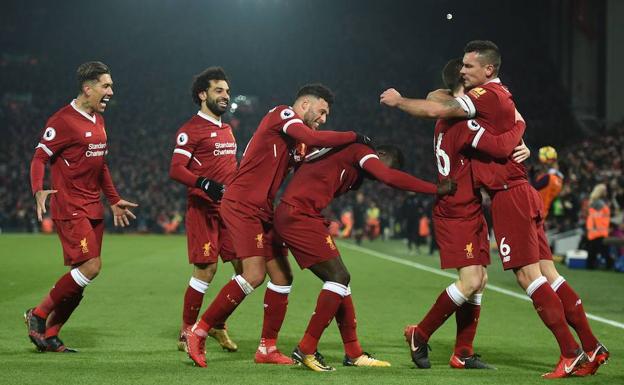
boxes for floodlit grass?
[1,234,621,385]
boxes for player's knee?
[78,257,101,280]
[480,272,489,291]
[194,263,217,282]
[244,271,266,288]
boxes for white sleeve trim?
[282,118,303,134]
[455,95,476,118]
[359,154,379,168]
[36,143,53,157]
[173,148,192,158]
[471,127,486,148]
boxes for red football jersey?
[170,111,238,205]
[223,105,356,214]
[455,78,528,190]
[432,115,525,219]
[281,143,437,215]
[30,100,119,220]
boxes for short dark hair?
[295,83,334,107]
[191,66,229,106]
[76,61,110,94]
[376,144,405,170]
[442,58,464,92]
[464,40,501,74]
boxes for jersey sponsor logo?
[280,108,295,120]
[255,233,264,249]
[86,142,107,157]
[43,127,56,141]
[467,119,482,131]
[177,132,189,146]
[80,238,89,254]
[464,242,474,259]
[213,141,237,156]
[469,87,487,98]
[325,235,336,250]
[203,242,211,257]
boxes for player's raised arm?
[380,88,469,120]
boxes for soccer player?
[381,40,603,378]
[185,84,372,368]
[169,67,241,353]
[275,143,456,371]
[26,61,137,352]
[398,57,528,370]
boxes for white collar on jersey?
[197,111,222,127]
[70,99,96,124]
[484,77,501,85]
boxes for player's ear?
[198,90,208,102]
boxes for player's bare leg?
[186,256,263,367]
[539,260,608,375]
[255,255,294,365]
[514,262,586,378]
[450,265,493,369]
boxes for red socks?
[299,287,343,354]
[552,277,599,352]
[527,277,579,357]
[45,292,84,338]
[196,276,250,335]
[182,277,209,328]
[34,269,89,319]
[454,294,481,357]
[260,282,291,341]
[336,293,363,358]
[417,284,466,343]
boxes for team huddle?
[25,40,609,378]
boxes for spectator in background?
[585,183,611,269]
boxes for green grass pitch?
[1,234,622,385]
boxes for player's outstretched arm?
[380,88,468,119]
[284,122,365,148]
[361,157,438,194]
[110,199,138,227]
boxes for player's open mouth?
[218,100,228,108]
[100,96,111,108]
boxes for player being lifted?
[169,67,241,353]
[381,40,607,378]
[26,61,137,353]
[397,57,529,370]
[185,84,373,367]
[275,143,456,371]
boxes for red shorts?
[491,183,552,270]
[274,203,340,269]
[185,197,236,264]
[433,214,490,269]
[54,218,104,266]
[219,198,287,260]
